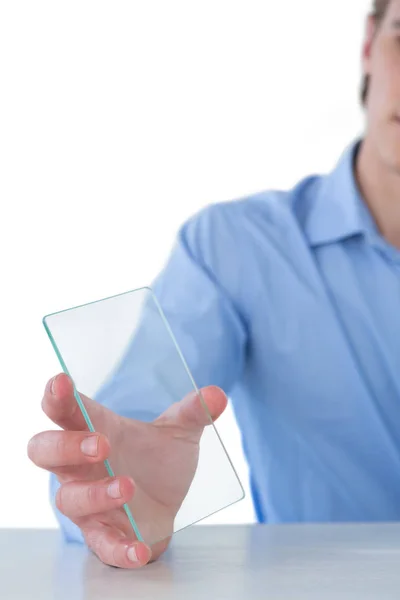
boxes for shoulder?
[180,173,324,258]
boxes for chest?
[247,240,400,429]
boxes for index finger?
[42,373,89,431]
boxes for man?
[28,0,400,568]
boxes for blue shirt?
[52,138,400,542]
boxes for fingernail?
[45,376,56,396]
[80,436,99,457]
[127,546,138,562]
[107,480,121,499]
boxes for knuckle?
[56,482,99,517]
[88,531,113,566]
[85,483,103,511]
[54,433,69,457]
[85,530,126,568]
[55,432,79,464]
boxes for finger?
[156,385,228,431]
[84,524,152,569]
[27,430,110,470]
[42,373,89,431]
[56,476,135,519]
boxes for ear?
[362,15,378,76]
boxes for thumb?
[154,386,228,431]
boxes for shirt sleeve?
[50,205,248,542]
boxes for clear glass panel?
[43,286,244,546]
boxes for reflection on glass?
[43,287,244,546]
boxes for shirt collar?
[304,138,374,247]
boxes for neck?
[355,136,400,249]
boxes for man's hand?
[27,373,227,568]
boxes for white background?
[0,0,369,528]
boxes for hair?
[361,0,391,104]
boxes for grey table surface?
[2,523,400,599]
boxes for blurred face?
[363,0,400,172]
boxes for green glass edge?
[42,314,144,544]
